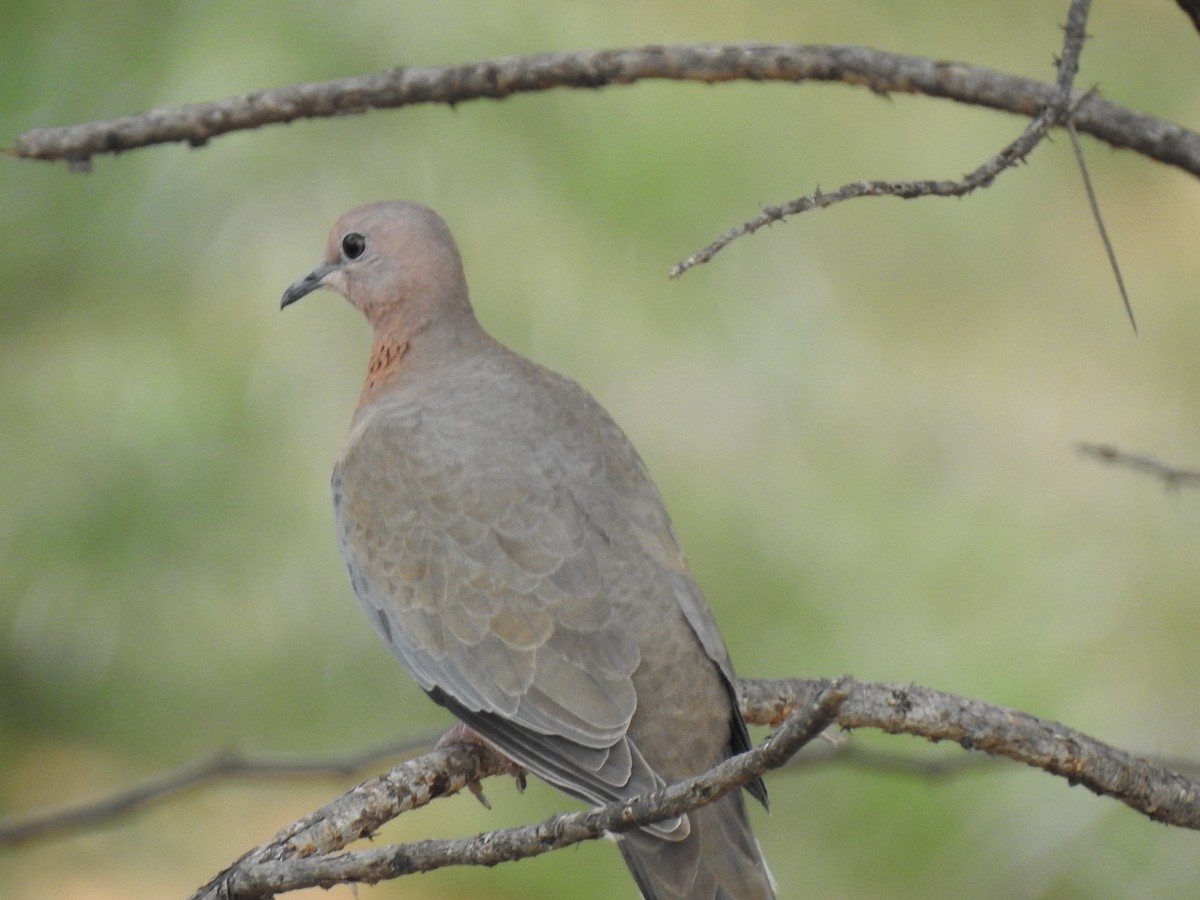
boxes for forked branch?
[10,44,1200,178]
[184,676,1200,899]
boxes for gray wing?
[332,389,686,827]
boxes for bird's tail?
[617,790,775,900]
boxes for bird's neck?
[356,301,485,408]
[358,331,410,407]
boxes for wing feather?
[331,356,764,816]
[334,394,651,803]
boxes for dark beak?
[281,260,340,309]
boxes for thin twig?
[1078,442,1200,490]
[670,0,1092,275]
[0,733,441,846]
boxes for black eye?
[341,232,366,260]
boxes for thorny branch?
[195,681,847,900]
[0,733,444,846]
[171,676,1200,899]
[6,1,1190,290]
[10,3,1175,288]
[1079,442,1200,490]
[9,42,1200,180]
[670,0,1094,275]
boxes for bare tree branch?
[197,680,847,900]
[670,0,1093,275]
[2,0,1176,296]
[8,42,1199,179]
[12,713,1197,851]
[740,678,1200,829]
[179,676,1200,899]
[0,733,983,850]
[0,732,443,847]
[1079,442,1200,489]
[192,681,847,899]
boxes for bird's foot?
[436,722,528,807]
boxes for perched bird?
[282,201,774,899]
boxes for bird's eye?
[341,232,367,260]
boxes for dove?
[282,201,774,899]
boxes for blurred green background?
[3,1,1200,897]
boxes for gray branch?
[185,676,1200,899]
[0,732,444,847]
[670,0,1095,275]
[1079,442,1200,490]
[10,43,1200,178]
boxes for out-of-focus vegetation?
[2,1,1199,897]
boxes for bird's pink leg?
[436,721,528,807]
